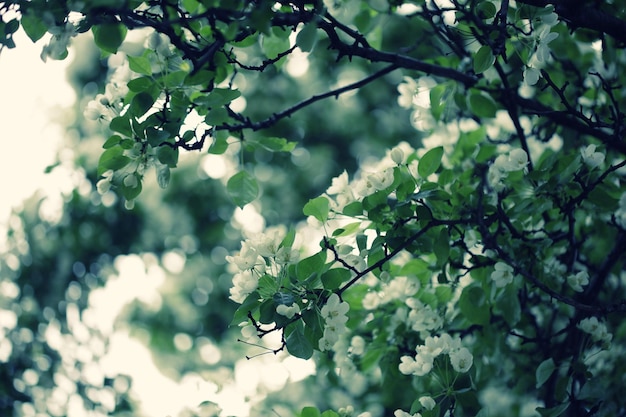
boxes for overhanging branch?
[517,0,626,45]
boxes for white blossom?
[226,241,260,271]
[524,66,541,86]
[581,144,605,169]
[276,303,300,319]
[535,26,559,63]
[418,396,436,410]
[229,270,258,303]
[491,262,515,288]
[578,317,612,346]
[567,271,589,292]
[449,347,473,373]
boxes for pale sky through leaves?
[0,30,73,223]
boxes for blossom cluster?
[523,6,560,86]
[491,262,516,288]
[227,226,300,304]
[84,60,131,121]
[487,148,529,191]
[399,333,473,377]
[578,317,612,347]
[318,293,350,351]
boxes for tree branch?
[216,64,399,132]
[517,0,626,45]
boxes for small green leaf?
[97,146,130,176]
[205,88,241,107]
[468,92,497,118]
[230,291,260,325]
[458,285,489,325]
[208,134,229,154]
[303,196,330,223]
[536,358,556,388]
[257,137,297,152]
[296,22,318,52]
[128,55,153,76]
[157,146,179,167]
[286,324,313,359]
[205,107,229,125]
[20,14,47,42]
[127,76,154,92]
[418,146,444,178]
[473,45,495,74]
[476,2,497,19]
[258,275,279,298]
[300,406,321,417]
[261,29,291,59]
[102,135,122,149]
[109,116,133,137]
[227,171,259,207]
[92,24,127,54]
[321,268,350,290]
[129,92,156,118]
[433,227,450,267]
[296,252,327,281]
[280,227,296,249]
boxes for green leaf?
[208,134,229,154]
[286,323,313,359]
[331,222,361,237]
[257,137,296,152]
[468,92,497,118]
[321,268,350,290]
[300,407,321,417]
[205,88,241,107]
[473,45,495,74]
[476,2,497,19]
[258,274,279,298]
[109,116,133,137]
[458,285,489,325]
[92,24,127,54]
[261,29,291,59]
[157,146,179,168]
[342,201,363,216]
[418,146,444,178]
[127,76,154,92]
[536,358,556,388]
[102,135,122,149]
[280,227,296,249]
[227,171,259,207]
[128,55,153,76]
[296,252,327,281]
[230,291,260,325]
[20,14,48,42]
[303,196,330,223]
[497,285,521,326]
[129,92,156,118]
[296,22,318,52]
[433,227,450,267]
[97,146,130,176]
[205,108,229,125]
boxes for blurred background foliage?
[0,6,424,415]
